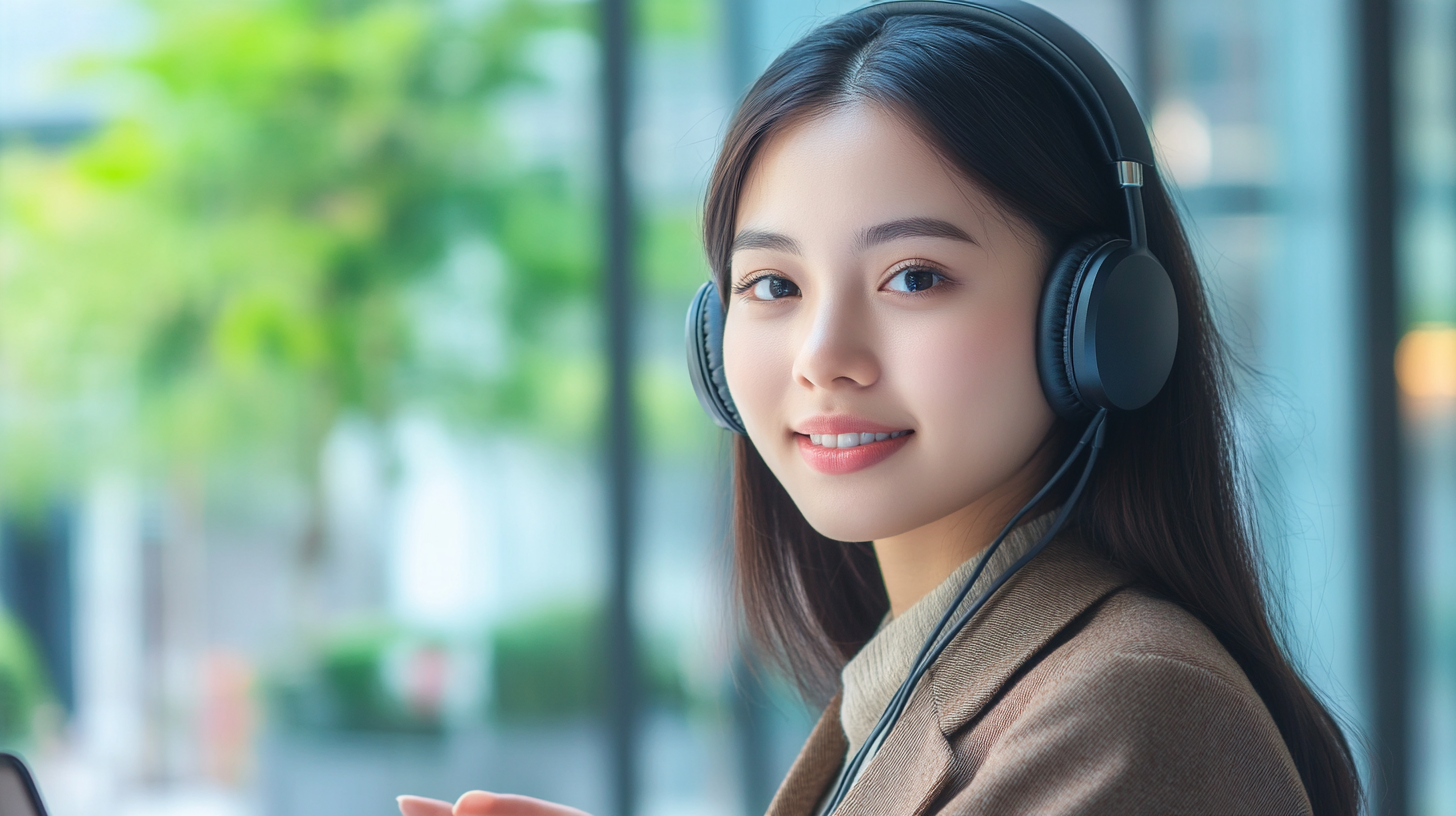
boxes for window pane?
[1401,0,1456,812]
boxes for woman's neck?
[871,508,997,617]
[872,462,1049,617]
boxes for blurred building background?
[0,0,1449,814]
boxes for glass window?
[1401,0,1456,812]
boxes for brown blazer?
[767,538,1312,816]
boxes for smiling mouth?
[795,429,913,475]
[805,430,912,448]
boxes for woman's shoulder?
[1019,585,1285,751]
[938,585,1311,814]
[1058,586,1255,692]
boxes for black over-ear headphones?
[686,0,1179,434]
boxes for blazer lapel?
[766,538,1131,816]
[766,694,848,816]
[831,680,956,816]
[832,538,1129,816]
[928,536,1130,734]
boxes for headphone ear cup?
[1039,234,1117,420]
[1070,242,1180,412]
[685,282,746,434]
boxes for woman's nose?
[791,296,881,391]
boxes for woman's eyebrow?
[729,217,975,258]
[730,229,803,256]
[855,217,978,251]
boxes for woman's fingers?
[453,790,592,816]
[396,788,591,816]
[398,795,455,816]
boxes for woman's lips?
[795,431,912,475]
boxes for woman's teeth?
[806,430,909,448]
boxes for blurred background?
[0,0,1449,814]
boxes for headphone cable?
[819,409,1109,815]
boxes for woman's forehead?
[733,105,1028,256]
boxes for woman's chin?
[798,507,918,544]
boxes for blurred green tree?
[0,0,607,563]
[489,602,686,722]
[0,613,49,745]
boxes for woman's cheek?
[722,313,793,445]
[896,311,1049,449]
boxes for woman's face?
[722,103,1057,543]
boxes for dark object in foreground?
[0,752,47,816]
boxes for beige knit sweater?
[838,513,1057,758]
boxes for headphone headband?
[686,0,1179,434]
[857,0,1155,167]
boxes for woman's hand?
[398,791,591,816]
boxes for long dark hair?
[704,10,1360,815]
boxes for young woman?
[400,3,1361,814]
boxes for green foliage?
[489,604,602,721]
[266,605,690,731]
[317,630,428,732]
[268,623,448,734]
[0,615,49,744]
[640,209,708,298]
[0,0,737,497]
[0,0,604,501]
[639,0,715,39]
[489,602,686,722]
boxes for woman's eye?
[748,275,800,300]
[885,266,945,293]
